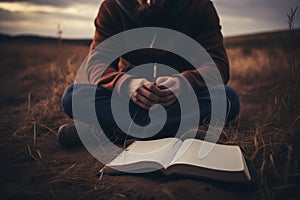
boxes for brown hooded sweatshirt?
[89,0,229,92]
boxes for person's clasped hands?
[117,75,189,110]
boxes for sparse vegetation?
[0,27,299,199]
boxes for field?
[0,29,299,200]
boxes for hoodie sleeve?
[90,1,120,50]
[181,1,229,91]
[87,1,127,91]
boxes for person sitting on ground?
[58,0,240,148]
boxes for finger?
[144,83,160,93]
[138,86,160,102]
[133,89,158,109]
[145,83,174,97]
[156,77,175,88]
[158,88,175,97]
[156,77,169,84]
[156,76,170,84]
[160,97,177,107]
[143,83,165,96]
[131,92,151,110]
[159,93,177,104]
[136,92,157,108]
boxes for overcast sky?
[0,0,299,38]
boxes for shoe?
[57,123,83,148]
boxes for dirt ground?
[0,30,299,200]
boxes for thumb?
[156,76,175,88]
[156,76,168,84]
[129,78,149,94]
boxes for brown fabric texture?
[90,0,229,92]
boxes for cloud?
[0,3,98,38]
[0,0,103,8]
[0,11,95,38]
[212,0,300,35]
[0,0,299,38]
[0,2,99,19]
[213,0,300,24]
[0,8,28,21]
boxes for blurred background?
[0,0,299,38]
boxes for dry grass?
[224,30,300,199]
[1,29,299,199]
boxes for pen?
[153,62,157,85]
[150,34,157,85]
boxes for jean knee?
[61,84,74,118]
[225,86,240,121]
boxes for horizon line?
[0,27,299,40]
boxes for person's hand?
[129,78,162,110]
[156,76,181,107]
[116,75,188,109]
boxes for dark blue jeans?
[61,84,240,140]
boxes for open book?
[101,138,252,182]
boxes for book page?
[169,139,245,172]
[107,138,182,170]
